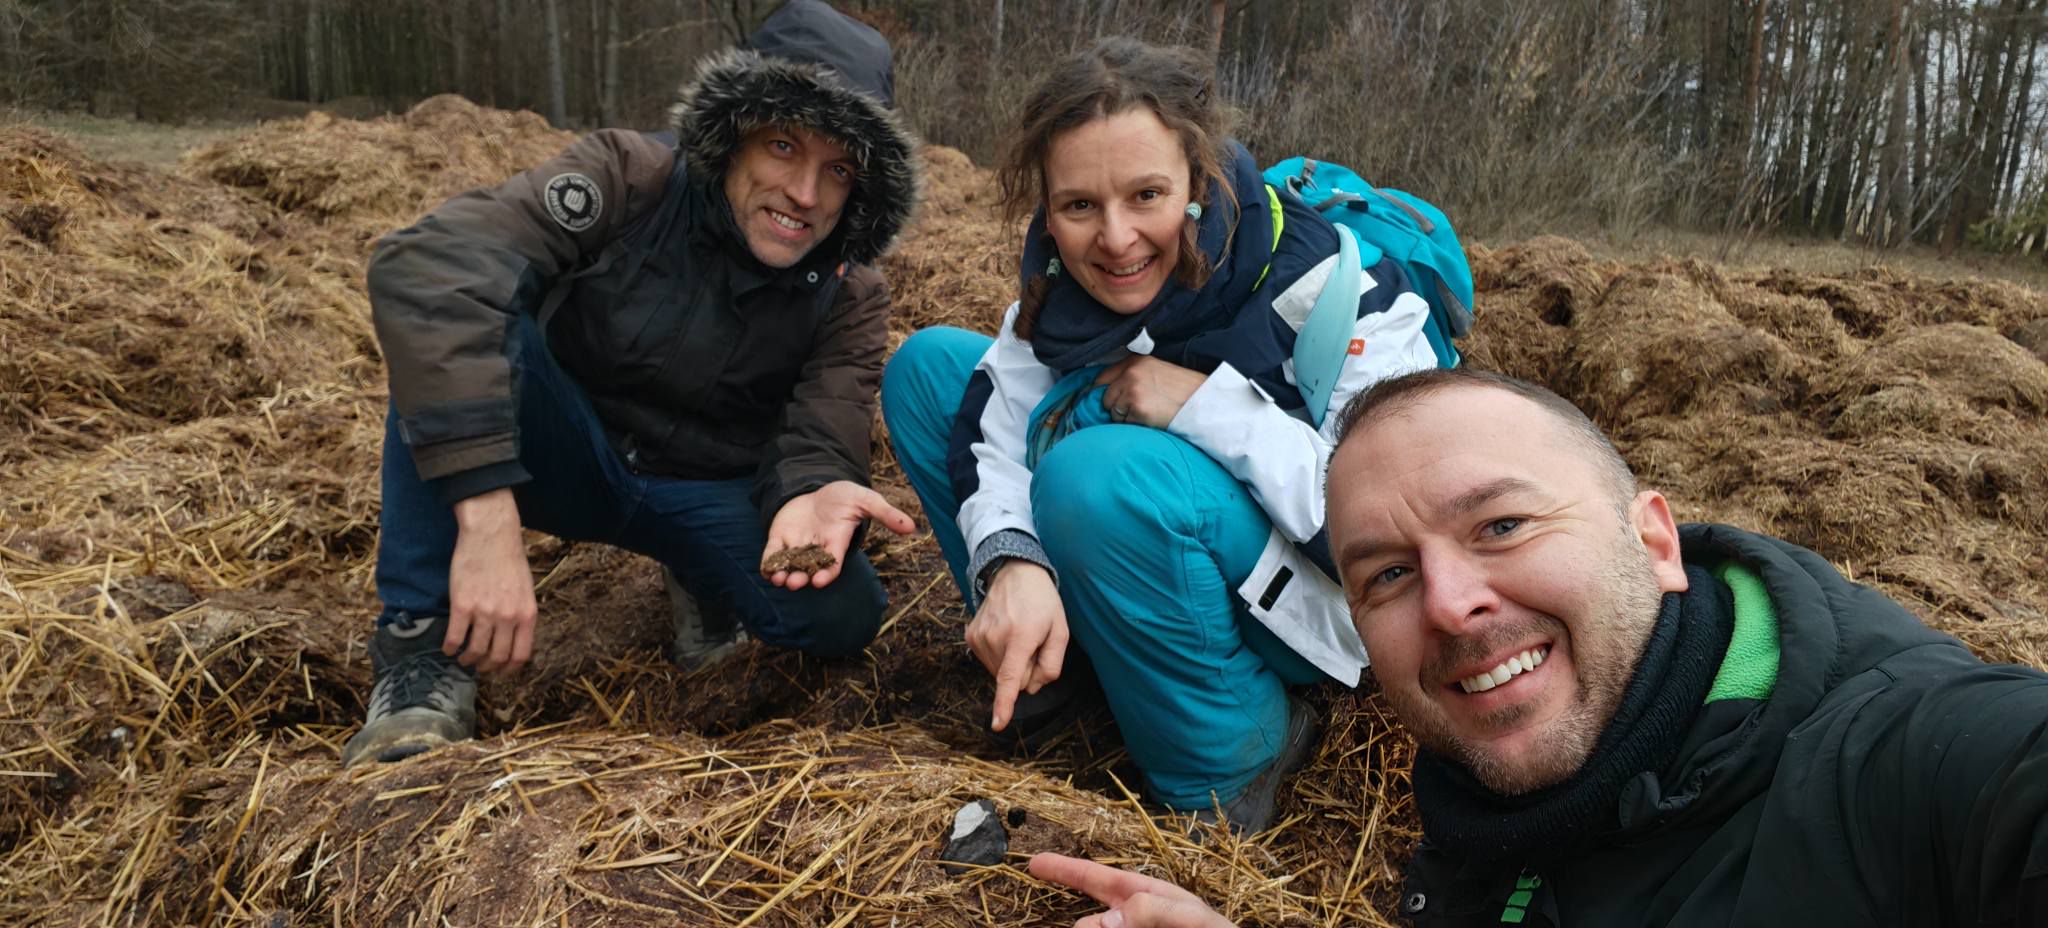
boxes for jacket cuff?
[1167,361,1276,451]
[426,460,534,508]
[968,529,1056,609]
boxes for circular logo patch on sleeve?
[543,173,603,231]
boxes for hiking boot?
[990,646,1107,754]
[340,614,477,768]
[666,568,746,671]
[1191,696,1321,835]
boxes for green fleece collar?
[1706,561,1780,702]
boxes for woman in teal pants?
[881,38,1442,832]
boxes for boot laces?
[373,648,468,718]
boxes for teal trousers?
[880,326,1327,809]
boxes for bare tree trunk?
[1997,36,2037,211]
[1875,0,1911,245]
[585,0,601,124]
[494,0,512,106]
[1768,0,1815,217]
[994,0,1004,56]
[1695,0,1730,155]
[1911,13,1930,236]
[1753,0,1795,188]
[543,0,568,126]
[1740,0,1767,169]
[1208,0,1226,66]
[305,0,323,102]
[601,0,621,126]
[1944,0,2031,251]
[1796,2,1847,231]
[451,0,470,102]
[1814,1,1883,237]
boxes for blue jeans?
[374,315,887,658]
[880,327,1328,809]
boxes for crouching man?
[343,0,922,767]
[1033,368,2048,926]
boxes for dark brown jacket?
[366,2,919,523]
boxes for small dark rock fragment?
[938,798,1008,875]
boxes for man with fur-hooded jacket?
[342,0,921,767]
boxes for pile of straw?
[3,101,2046,927]
[185,94,573,245]
[1465,237,2048,657]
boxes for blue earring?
[1046,257,1062,277]
[1185,202,1204,221]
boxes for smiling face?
[723,124,857,269]
[1041,107,1191,314]
[1326,385,1690,795]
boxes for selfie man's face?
[1327,386,1688,794]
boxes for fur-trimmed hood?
[670,0,920,266]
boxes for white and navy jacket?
[947,162,1439,684]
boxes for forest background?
[7,3,2048,924]
[8,0,2048,258]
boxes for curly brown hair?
[994,38,1238,340]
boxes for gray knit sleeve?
[966,528,1057,609]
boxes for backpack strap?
[1252,184,1285,291]
[1293,224,1362,427]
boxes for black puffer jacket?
[368,0,919,521]
[1401,524,2048,927]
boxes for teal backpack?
[1261,157,1474,425]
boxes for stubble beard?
[1402,538,1666,796]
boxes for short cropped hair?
[1330,368,1638,503]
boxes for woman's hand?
[1095,356,1206,429]
[966,560,1069,732]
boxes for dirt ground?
[2,98,2045,926]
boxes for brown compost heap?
[2,97,2044,926]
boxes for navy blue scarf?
[1018,141,1334,375]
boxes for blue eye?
[1485,518,1523,537]
[1372,564,1410,587]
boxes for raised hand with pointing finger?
[966,560,1070,733]
[1028,853,1234,928]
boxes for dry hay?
[4,386,383,593]
[2013,317,2048,362]
[1460,235,1615,380]
[876,145,1018,339]
[3,101,2047,928]
[1471,238,2048,648]
[1556,266,1806,423]
[209,724,1345,927]
[0,128,374,468]
[185,94,574,245]
[0,544,1414,927]
[1821,321,2048,417]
